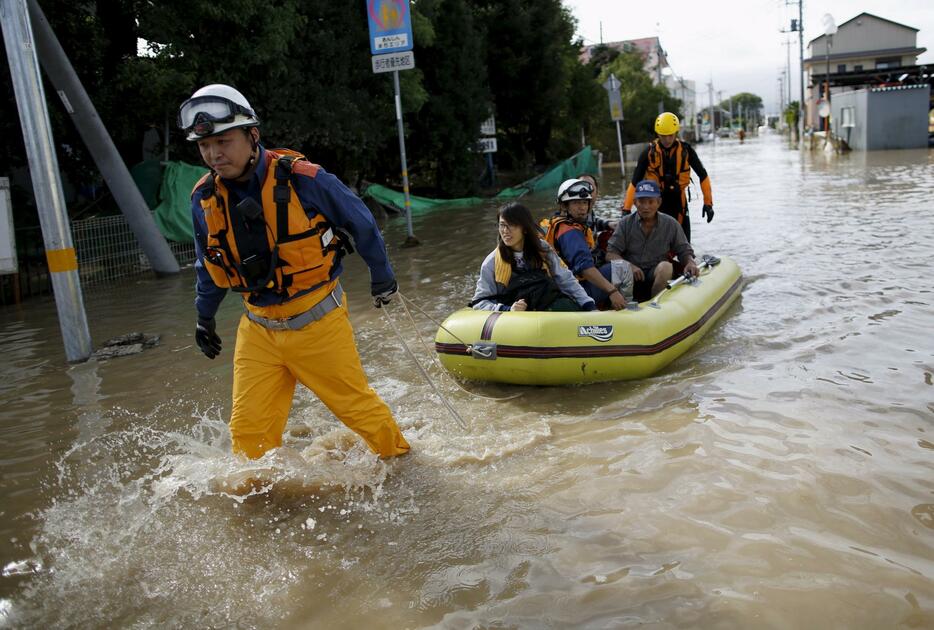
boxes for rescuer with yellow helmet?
[621,112,713,241]
[181,84,410,461]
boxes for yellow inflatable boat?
[434,255,742,385]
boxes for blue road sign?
[366,0,414,55]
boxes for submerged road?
[1,133,933,627]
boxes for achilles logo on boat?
[578,325,614,342]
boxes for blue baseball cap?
[634,180,661,198]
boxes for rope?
[397,291,472,347]
[396,291,521,402]
[382,307,468,430]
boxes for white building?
[804,12,926,129]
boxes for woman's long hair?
[497,202,547,271]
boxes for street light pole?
[824,44,830,132]
[821,14,838,137]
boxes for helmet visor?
[178,96,254,137]
[563,182,593,200]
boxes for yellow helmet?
[654,112,680,135]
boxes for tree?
[548,42,605,159]
[718,92,763,127]
[137,0,414,183]
[473,0,580,168]
[409,0,490,196]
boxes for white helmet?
[556,178,593,204]
[178,84,259,141]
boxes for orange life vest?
[541,216,595,254]
[645,139,692,211]
[193,149,347,301]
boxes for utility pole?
[717,90,724,129]
[26,0,179,276]
[707,80,715,143]
[1,0,92,361]
[655,36,665,114]
[781,7,804,142]
[779,71,786,123]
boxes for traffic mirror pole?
[393,69,418,247]
[603,73,627,182]
[615,120,626,180]
[1,0,92,362]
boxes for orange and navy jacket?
[191,146,393,319]
[541,215,596,276]
[622,139,713,221]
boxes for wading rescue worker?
[180,84,410,460]
[608,180,698,301]
[621,112,713,242]
[542,179,630,310]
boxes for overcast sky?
[563,0,934,113]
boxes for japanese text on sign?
[372,51,415,73]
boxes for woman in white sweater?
[469,202,596,312]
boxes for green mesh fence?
[130,145,598,241]
[363,145,599,214]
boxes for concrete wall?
[832,85,929,150]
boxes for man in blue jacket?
[542,179,630,309]
[181,84,410,460]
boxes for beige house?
[804,12,926,128]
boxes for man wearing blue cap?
[606,180,698,301]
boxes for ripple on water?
[3,136,934,628]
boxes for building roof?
[803,45,927,65]
[868,84,930,93]
[580,37,662,65]
[808,12,919,46]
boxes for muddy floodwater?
[1,134,933,628]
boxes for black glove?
[702,204,714,223]
[195,317,222,359]
[372,278,398,309]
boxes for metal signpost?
[602,73,626,178]
[0,178,16,276]
[367,0,418,246]
[478,114,497,186]
[1,0,91,361]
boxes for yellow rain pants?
[229,286,410,460]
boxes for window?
[837,64,847,73]
[854,64,863,72]
[840,107,856,128]
[876,57,901,69]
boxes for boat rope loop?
[396,291,522,402]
